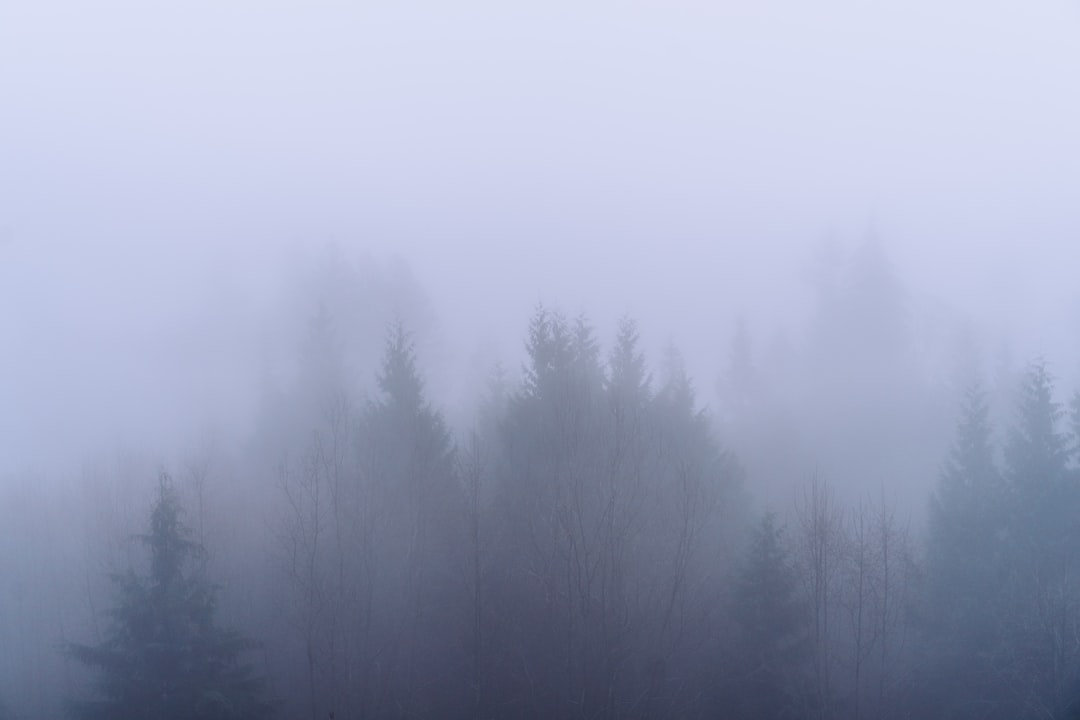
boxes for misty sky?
[3,0,1080,472]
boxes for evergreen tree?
[926,383,1002,611]
[921,384,1007,718]
[1004,360,1068,492]
[725,513,808,720]
[68,475,272,720]
[607,316,651,412]
[355,321,464,718]
[998,362,1080,718]
[1069,390,1080,467]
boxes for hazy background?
[5,3,1080,719]
[3,0,1080,477]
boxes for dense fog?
[4,1,1080,719]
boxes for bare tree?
[796,472,844,720]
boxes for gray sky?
[3,0,1080,471]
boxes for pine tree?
[68,475,272,720]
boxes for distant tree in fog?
[68,475,272,720]
[723,513,809,720]
[354,321,464,717]
[795,473,844,719]
[922,363,1080,719]
[484,308,745,718]
[997,361,1080,718]
[922,384,1005,716]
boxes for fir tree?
[927,383,1002,608]
[921,383,1007,718]
[356,321,463,717]
[996,362,1080,718]
[725,513,808,720]
[68,475,272,720]
[1004,360,1068,492]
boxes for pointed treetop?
[376,320,424,412]
[608,315,651,404]
[522,306,571,399]
[1005,360,1067,488]
[144,472,205,590]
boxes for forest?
[5,0,1080,716]
[3,239,1080,720]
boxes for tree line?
[25,303,1080,720]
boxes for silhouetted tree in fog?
[998,362,1080,718]
[795,473,843,720]
[68,474,272,720]
[485,308,744,719]
[922,383,1005,718]
[723,513,809,719]
[922,363,1080,719]
[355,321,464,718]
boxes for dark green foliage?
[68,475,273,720]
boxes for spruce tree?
[922,383,1007,718]
[725,513,808,720]
[68,475,272,720]
[1004,360,1068,493]
[927,383,1002,613]
[998,362,1080,718]
[356,321,462,717]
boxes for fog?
[3,1,1080,718]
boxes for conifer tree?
[355,321,463,717]
[927,383,1002,612]
[68,475,272,720]
[922,384,1007,718]
[725,513,808,720]
[998,362,1080,718]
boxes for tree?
[922,384,1006,718]
[68,474,272,720]
[1004,361,1068,493]
[724,513,808,720]
[487,309,744,718]
[354,320,464,718]
[795,472,844,720]
[998,362,1080,718]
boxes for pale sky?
[2,0,1080,471]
